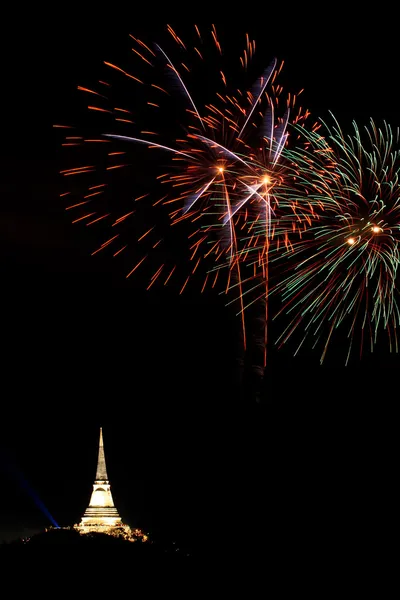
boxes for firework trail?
[55,25,311,399]
[268,115,400,364]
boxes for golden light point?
[372,225,382,233]
[217,166,224,174]
[347,237,356,245]
[262,175,271,185]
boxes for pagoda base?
[73,522,148,542]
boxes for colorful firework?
[55,25,311,389]
[268,115,400,364]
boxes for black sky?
[1,20,398,551]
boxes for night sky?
[1,20,397,553]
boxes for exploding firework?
[268,115,400,364]
[55,26,308,290]
[55,25,312,395]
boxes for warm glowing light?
[347,237,356,245]
[217,166,224,174]
[74,427,140,542]
[372,226,383,233]
[262,175,271,185]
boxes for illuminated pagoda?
[75,428,145,541]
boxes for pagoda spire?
[95,427,108,482]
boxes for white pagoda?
[75,427,134,538]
